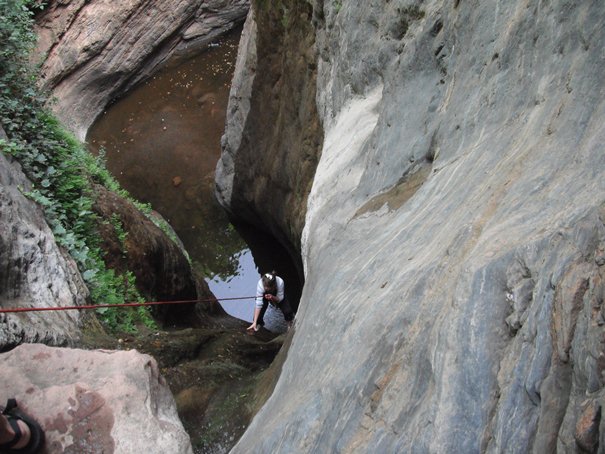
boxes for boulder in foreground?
[1,343,192,453]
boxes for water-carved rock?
[0,128,86,350]
[92,184,223,326]
[34,0,249,140]
[219,1,605,452]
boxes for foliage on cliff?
[0,0,155,332]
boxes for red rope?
[0,296,257,314]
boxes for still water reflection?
[87,28,262,322]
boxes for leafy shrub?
[0,0,156,333]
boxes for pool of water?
[86,27,289,325]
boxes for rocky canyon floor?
[75,314,288,453]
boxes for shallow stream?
[87,28,299,329]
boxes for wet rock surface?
[77,316,287,454]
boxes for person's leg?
[0,413,31,450]
[279,298,294,329]
[0,398,44,453]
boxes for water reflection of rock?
[196,92,222,118]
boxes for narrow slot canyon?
[84,26,301,453]
[4,0,602,452]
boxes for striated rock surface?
[0,128,86,350]
[1,343,192,453]
[34,0,249,140]
[219,0,605,452]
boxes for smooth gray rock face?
[1,343,193,453]
[224,0,605,452]
[0,137,85,350]
[34,0,249,140]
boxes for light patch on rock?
[302,85,383,272]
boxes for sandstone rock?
[219,0,605,452]
[34,0,249,140]
[1,343,192,453]
[215,2,322,273]
[214,6,256,212]
[92,184,224,326]
[0,128,86,350]
[575,400,601,453]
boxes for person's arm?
[275,277,285,303]
[248,279,265,330]
[251,306,261,328]
[255,279,264,307]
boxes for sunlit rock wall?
[34,0,249,140]
[222,0,605,452]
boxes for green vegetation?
[0,0,156,333]
[334,0,343,14]
[280,4,290,28]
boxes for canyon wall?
[34,0,248,140]
[0,127,86,349]
[216,1,322,271]
[218,0,605,452]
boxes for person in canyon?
[0,399,44,453]
[247,271,294,333]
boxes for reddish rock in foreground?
[1,343,192,454]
